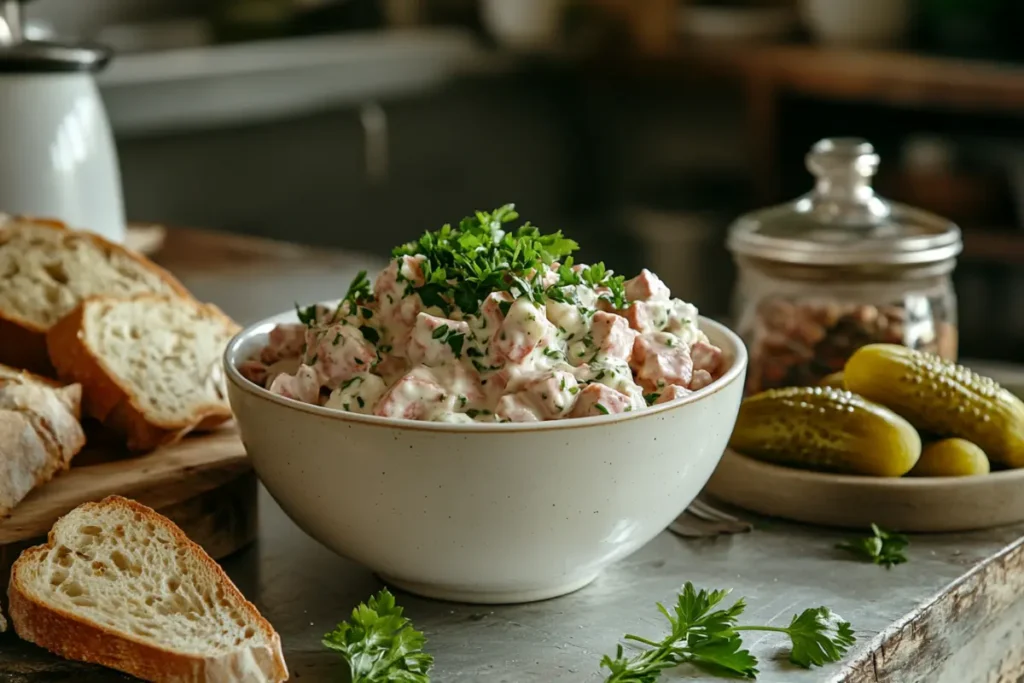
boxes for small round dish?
[224,307,747,604]
[705,449,1024,533]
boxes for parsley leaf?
[836,523,908,568]
[601,583,855,681]
[359,325,380,344]
[446,332,466,358]
[323,588,433,683]
[391,204,612,316]
[344,270,372,309]
[784,608,858,669]
[295,302,318,326]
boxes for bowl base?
[378,571,600,605]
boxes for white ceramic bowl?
[224,308,747,604]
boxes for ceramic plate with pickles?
[705,344,1024,532]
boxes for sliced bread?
[0,217,193,375]
[0,375,85,516]
[46,295,240,452]
[8,496,288,683]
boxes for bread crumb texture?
[83,297,235,422]
[0,222,183,329]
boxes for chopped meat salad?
[240,205,727,423]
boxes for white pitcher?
[0,0,125,243]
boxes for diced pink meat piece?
[407,313,471,366]
[374,368,449,420]
[621,302,656,334]
[398,254,427,286]
[690,369,714,391]
[631,334,693,391]
[238,359,269,386]
[691,341,724,377]
[625,269,671,302]
[306,323,377,390]
[570,382,633,418]
[654,385,691,405]
[503,369,578,420]
[374,255,427,301]
[493,298,557,364]
[495,394,542,423]
[589,311,638,362]
[268,365,320,404]
[261,323,307,364]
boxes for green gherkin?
[909,438,990,477]
[729,386,922,477]
[845,344,1024,468]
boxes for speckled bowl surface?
[224,308,747,604]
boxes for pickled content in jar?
[845,344,1024,468]
[744,297,957,396]
[908,438,990,477]
[728,386,922,477]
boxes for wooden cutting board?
[0,426,256,580]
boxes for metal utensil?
[669,498,753,538]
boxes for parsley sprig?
[323,588,433,683]
[392,204,625,316]
[601,583,856,681]
[836,523,909,568]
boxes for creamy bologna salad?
[239,205,726,423]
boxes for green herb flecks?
[323,588,433,683]
[601,583,855,681]
[836,524,908,569]
[359,325,380,344]
[295,303,318,326]
[392,204,625,316]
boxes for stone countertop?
[4,228,1022,682]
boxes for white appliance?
[0,0,125,243]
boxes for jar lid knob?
[802,137,890,226]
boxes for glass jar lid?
[727,138,963,267]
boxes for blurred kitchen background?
[25,0,1024,362]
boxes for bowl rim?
[223,306,748,433]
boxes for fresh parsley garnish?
[431,324,449,340]
[359,325,380,344]
[344,270,372,308]
[392,204,625,316]
[836,523,908,568]
[600,582,855,681]
[295,303,318,326]
[446,332,466,358]
[323,588,433,683]
[644,393,659,406]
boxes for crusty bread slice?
[0,362,80,417]
[0,376,85,517]
[46,295,240,453]
[8,496,288,683]
[0,217,193,375]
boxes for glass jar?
[727,138,962,396]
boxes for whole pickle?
[845,344,1024,468]
[729,386,922,477]
[819,371,846,390]
[908,438,990,477]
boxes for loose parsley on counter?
[325,584,855,682]
[836,523,909,568]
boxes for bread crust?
[0,378,85,517]
[8,496,289,683]
[0,217,194,376]
[46,295,238,452]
